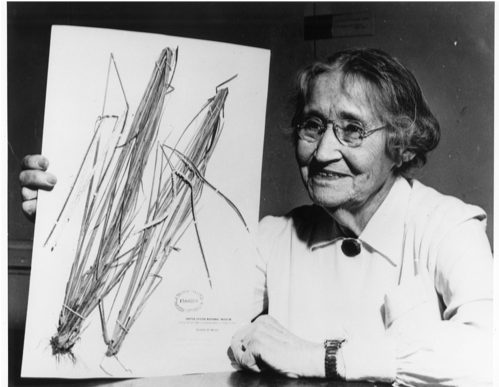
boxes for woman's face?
[296,71,397,214]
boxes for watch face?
[324,339,343,348]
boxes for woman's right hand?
[19,155,57,222]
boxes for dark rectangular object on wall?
[304,12,373,40]
[304,14,333,40]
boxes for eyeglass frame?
[296,115,387,148]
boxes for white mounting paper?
[22,26,269,378]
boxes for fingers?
[230,325,262,373]
[19,155,56,223]
[21,186,40,222]
[240,346,262,373]
[21,155,50,171]
[230,328,248,364]
[20,154,57,190]
[227,346,243,371]
[21,187,38,202]
[19,169,57,191]
[22,198,37,222]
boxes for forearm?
[339,310,492,386]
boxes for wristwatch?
[324,339,344,380]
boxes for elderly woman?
[20,48,492,386]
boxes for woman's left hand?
[229,315,324,378]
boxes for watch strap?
[324,339,344,380]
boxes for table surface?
[9,330,386,387]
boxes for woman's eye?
[343,123,362,135]
[304,119,323,130]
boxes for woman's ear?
[394,150,415,168]
[401,151,415,164]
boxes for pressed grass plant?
[46,47,246,362]
[48,48,177,360]
[102,85,248,357]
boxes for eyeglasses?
[296,116,386,148]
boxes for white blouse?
[254,177,493,386]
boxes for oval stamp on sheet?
[175,290,204,312]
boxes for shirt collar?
[357,176,411,266]
[309,177,412,267]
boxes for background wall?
[7,3,493,330]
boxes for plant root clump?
[50,333,78,364]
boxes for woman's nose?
[314,124,343,162]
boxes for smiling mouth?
[315,171,348,179]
